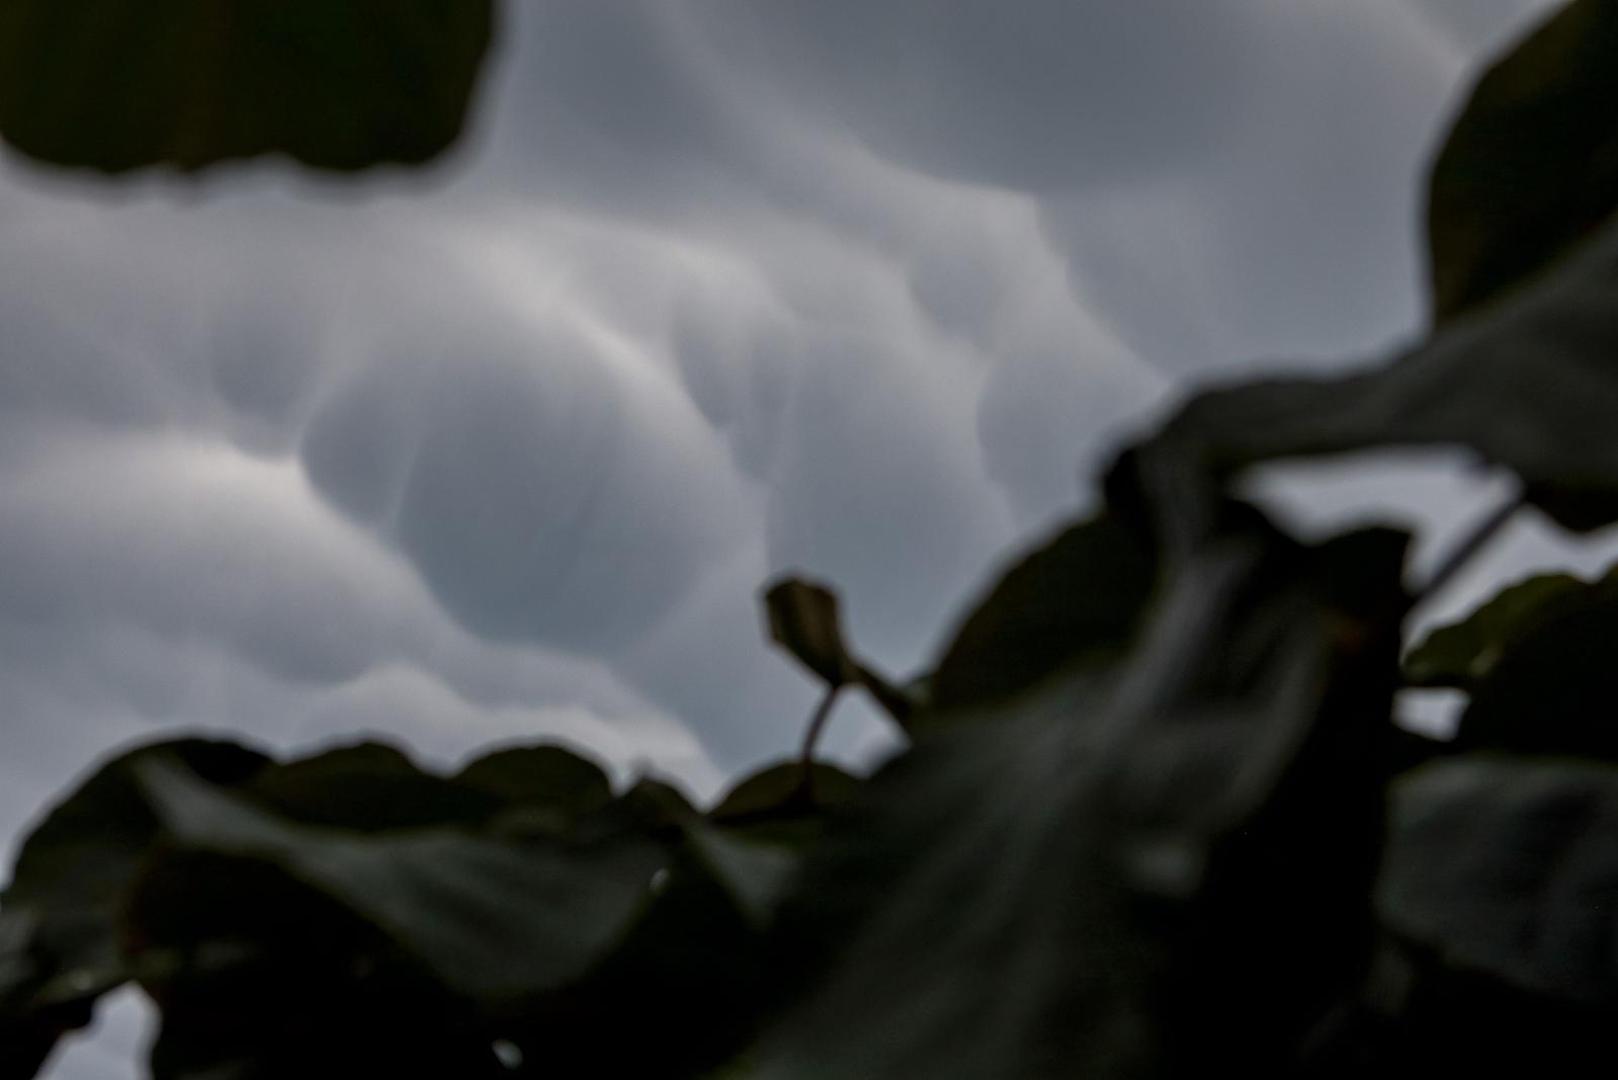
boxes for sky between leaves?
[0,2,1587,1072]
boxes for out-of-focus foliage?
[0,0,493,173]
[5,2,1618,1077]
[1425,0,1618,321]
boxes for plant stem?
[1416,489,1525,604]
[799,684,842,802]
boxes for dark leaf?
[456,743,615,821]
[1404,560,1618,757]
[247,740,504,832]
[710,761,860,826]
[1426,0,1618,321]
[129,852,501,1080]
[924,513,1155,713]
[763,578,857,688]
[1405,571,1588,688]
[0,0,493,173]
[504,852,769,1079]
[762,577,916,725]
[1457,592,1618,759]
[1379,757,1618,1006]
[752,521,1408,1078]
[1295,937,1609,1077]
[587,776,698,842]
[0,999,93,1080]
[0,738,268,1075]
[135,759,668,1006]
[683,824,800,931]
[1116,213,1618,532]
[0,740,267,1079]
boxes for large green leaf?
[751,521,1408,1078]
[1379,757,1618,1006]
[924,513,1155,713]
[1116,212,1618,532]
[1426,0,1618,321]
[0,0,493,173]
[135,758,668,1006]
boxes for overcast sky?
[0,1,1581,1074]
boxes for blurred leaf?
[0,0,494,173]
[684,825,800,931]
[0,1000,93,1080]
[762,577,915,727]
[247,740,504,832]
[1116,213,1618,532]
[457,743,614,821]
[492,761,853,1077]
[504,852,770,1079]
[1403,560,1618,758]
[1294,936,1609,1077]
[763,578,857,687]
[1427,0,1618,321]
[1379,757,1618,1006]
[710,761,859,824]
[925,514,1154,713]
[136,759,668,1005]
[1457,593,1618,759]
[0,738,267,1074]
[752,521,1408,1078]
[1405,571,1588,688]
[0,738,268,1010]
[585,776,699,844]
[129,852,502,1080]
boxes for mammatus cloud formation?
[0,2,1568,1074]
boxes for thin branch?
[1415,489,1526,604]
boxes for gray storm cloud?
[0,3,1569,1075]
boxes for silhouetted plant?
[3,2,1618,1076]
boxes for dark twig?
[799,683,843,804]
[1415,489,1526,605]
